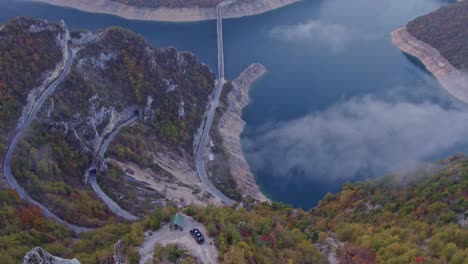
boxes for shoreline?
[218,63,269,202]
[30,0,301,22]
[391,27,468,103]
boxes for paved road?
[195,0,235,205]
[88,115,139,221]
[2,49,92,233]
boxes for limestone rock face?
[114,239,128,264]
[23,247,80,264]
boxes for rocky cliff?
[23,247,80,264]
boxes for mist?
[244,91,468,182]
[270,20,353,53]
[269,19,380,53]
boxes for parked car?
[189,228,205,244]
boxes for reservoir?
[0,0,462,208]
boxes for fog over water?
[245,92,468,182]
[0,0,462,208]
[238,0,464,208]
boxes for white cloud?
[244,95,468,181]
[270,20,354,52]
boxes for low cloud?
[270,20,373,53]
[244,95,468,182]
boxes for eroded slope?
[407,0,468,70]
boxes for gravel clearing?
[138,215,218,264]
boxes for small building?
[170,213,185,231]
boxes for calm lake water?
[0,0,463,208]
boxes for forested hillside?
[0,17,217,227]
[0,18,64,155]
[312,155,467,263]
[185,155,467,263]
[1,154,466,263]
[0,182,170,263]
[407,0,468,69]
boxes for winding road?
[88,114,139,221]
[195,0,236,205]
[2,49,92,233]
[3,0,235,233]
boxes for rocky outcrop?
[391,27,468,103]
[31,0,301,22]
[316,234,343,264]
[23,247,80,264]
[114,240,128,264]
[218,64,268,201]
[17,20,69,129]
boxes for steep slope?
[406,0,468,70]
[2,18,218,227]
[0,18,103,232]
[186,155,467,263]
[0,18,64,157]
[0,184,72,262]
[2,153,467,263]
[391,0,468,103]
[0,180,153,263]
[312,155,467,263]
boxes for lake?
[1,0,464,208]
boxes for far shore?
[30,0,301,22]
[391,27,468,103]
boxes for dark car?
[189,228,205,244]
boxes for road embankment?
[30,0,301,22]
[391,27,468,103]
[218,63,269,202]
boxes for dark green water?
[1,0,464,208]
